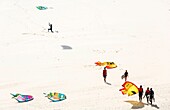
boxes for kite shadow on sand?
[125,100,145,109]
[125,100,160,109]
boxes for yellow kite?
[119,81,139,96]
[95,61,117,69]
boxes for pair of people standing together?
[102,68,128,83]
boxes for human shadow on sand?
[125,100,145,109]
[151,104,160,109]
[61,45,72,50]
[105,82,111,85]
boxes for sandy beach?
[0,0,170,109]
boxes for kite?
[61,45,72,50]
[44,92,66,102]
[119,81,139,96]
[95,61,117,69]
[36,6,48,10]
[10,93,34,103]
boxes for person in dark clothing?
[143,87,150,104]
[124,70,128,81]
[149,88,155,105]
[138,85,143,102]
[103,67,107,82]
[48,23,53,33]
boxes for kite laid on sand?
[10,93,34,103]
[119,81,139,96]
[36,6,48,10]
[95,61,117,69]
[44,92,66,102]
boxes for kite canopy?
[44,92,66,102]
[36,6,48,10]
[95,61,117,69]
[119,81,139,96]
[10,93,34,103]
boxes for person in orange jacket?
[103,67,107,82]
[143,87,150,104]
[138,85,144,102]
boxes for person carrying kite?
[48,23,53,33]
[124,70,128,81]
[143,87,150,104]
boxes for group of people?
[139,85,155,105]
[102,67,155,105]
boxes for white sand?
[0,0,170,109]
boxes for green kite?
[36,6,48,10]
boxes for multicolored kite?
[10,93,34,103]
[36,6,48,10]
[119,81,139,96]
[95,61,117,69]
[44,92,66,102]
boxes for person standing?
[48,23,53,33]
[138,85,143,102]
[103,67,107,82]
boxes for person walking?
[149,88,155,105]
[124,70,128,81]
[143,87,150,104]
[138,85,143,102]
[103,67,107,82]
